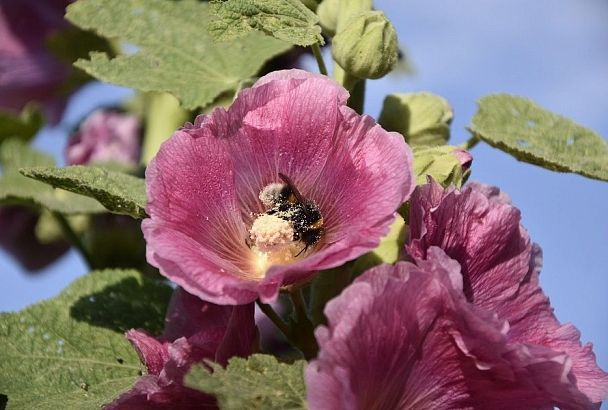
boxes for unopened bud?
[332,11,398,79]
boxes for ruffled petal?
[306,249,593,409]
[406,180,608,404]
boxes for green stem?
[52,212,94,268]
[288,289,319,360]
[256,300,291,337]
[343,72,366,114]
[461,134,480,150]
[311,43,328,76]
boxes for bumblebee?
[267,173,324,255]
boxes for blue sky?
[1,0,607,394]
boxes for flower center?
[247,177,324,277]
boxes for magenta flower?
[306,248,594,409]
[66,109,141,166]
[105,287,256,409]
[143,69,414,304]
[406,179,608,405]
[0,0,73,123]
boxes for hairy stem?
[311,43,328,76]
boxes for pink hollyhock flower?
[105,287,256,409]
[306,248,594,409]
[143,69,414,304]
[406,179,608,405]
[66,110,141,166]
[0,0,74,123]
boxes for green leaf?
[0,105,43,143]
[0,139,105,214]
[0,269,172,409]
[379,92,453,146]
[67,0,291,110]
[209,0,324,46]
[412,145,468,187]
[351,214,406,277]
[469,94,608,182]
[20,166,147,219]
[185,354,307,410]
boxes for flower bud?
[332,11,398,79]
[412,145,473,187]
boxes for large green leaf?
[20,166,147,219]
[469,94,608,182]
[0,269,172,409]
[185,354,307,410]
[209,0,323,46]
[0,139,105,214]
[67,0,292,110]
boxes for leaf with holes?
[185,354,307,410]
[0,269,172,409]
[469,94,608,182]
[20,166,147,219]
[0,139,105,214]
[66,0,291,110]
[209,0,324,46]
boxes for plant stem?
[256,299,291,337]
[461,134,480,150]
[311,43,328,76]
[288,289,319,360]
[52,212,94,268]
[342,72,365,114]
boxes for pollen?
[259,183,285,209]
[248,213,303,277]
[249,214,294,252]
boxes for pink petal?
[145,69,414,304]
[306,249,593,409]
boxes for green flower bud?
[412,145,472,188]
[317,0,372,37]
[332,11,398,79]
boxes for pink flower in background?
[106,287,256,409]
[0,0,73,123]
[66,110,141,166]
[406,179,608,405]
[306,249,593,409]
[143,69,414,305]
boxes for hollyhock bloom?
[406,179,608,405]
[306,248,593,409]
[143,69,414,304]
[66,110,141,166]
[0,0,74,123]
[0,206,69,271]
[105,287,256,409]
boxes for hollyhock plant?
[0,0,73,123]
[406,179,608,405]
[66,109,141,166]
[106,287,256,409]
[306,248,593,409]
[143,69,414,305]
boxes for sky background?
[1,0,607,396]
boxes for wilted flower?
[143,69,414,304]
[0,206,68,271]
[306,248,593,409]
[406,179,608,405]
[105,287,256,409]
[66,109,141,166]
[0,0,73,123]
